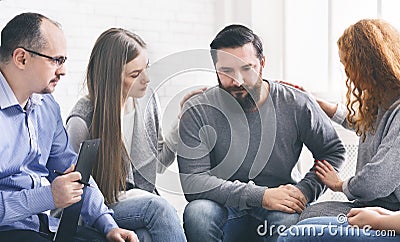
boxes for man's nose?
[56,64,66,76]
[231,71,244,86]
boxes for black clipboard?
[53,138,100,242]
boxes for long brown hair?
[86,28,146,204]
[337,19,400,139]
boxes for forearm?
[334,181,344,192]
[375,212,400,233]
[300,135,346,201]
[93,213,119,235]
[0,186,55,225]
[315,97,338,118]
[80,177,118,234]
[295,172,325,203]
[343,172,397,202]
[342,173,397,202]
[156,144,175,173]
[156,119,178,173]
[314,98,350,129]
[300,97,346,201]
[162,118,179,154]
[343,139,400,201]
[180,172,265,210]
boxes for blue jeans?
[183,199,300,242]
[110,193,186,242]
[277,217,400,242]
[0,226,107,242]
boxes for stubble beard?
[40,78,58,94]
[219,70,263,112]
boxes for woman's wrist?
[333,180,344,192]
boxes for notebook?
[53,138,100,242]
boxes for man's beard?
[40,78,58,94]
[40,87,52,94]
[219,72,263,112]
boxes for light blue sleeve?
[0,186,54,225]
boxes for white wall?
[0,0,217,120]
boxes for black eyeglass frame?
[18,47,67,66]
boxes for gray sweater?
[335,99,400,210]
[177,80,346,210]
[66,88,176,192]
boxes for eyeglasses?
[19,47,67,67]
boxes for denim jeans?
[298,201,355,221]
[183,199,300,242]
[110,192,186,242]
[299,201,400,221]
[277,216,400,242]
[0,226,107,242]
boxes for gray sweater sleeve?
[295,96,346,202]
[177,101,266,210]
[152,94,177,174]
[156,118,177,173]
[65,116,90,153]
[342,108,400,201]
[331,102,347,125]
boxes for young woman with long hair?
[66,28,187,242]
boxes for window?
[251,0,400,101]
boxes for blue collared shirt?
[0,71,118,234]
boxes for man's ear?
[12,48,28,69]
[260,56,266,68]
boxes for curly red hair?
[337,19,400,139]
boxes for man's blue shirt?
[0,71,117,234]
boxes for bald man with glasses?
[0,12,137,242]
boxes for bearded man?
[177,24,345,242]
